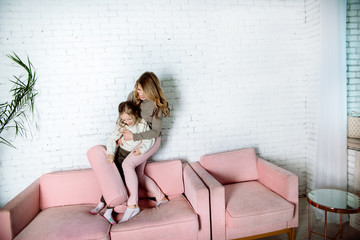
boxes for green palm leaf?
[0,53,38,148]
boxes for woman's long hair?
[134,72,170,119]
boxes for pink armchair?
[190,148,298,240]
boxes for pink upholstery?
[0,179,40,240]
[183,164,211,240]
[113,159,184,212]
[40,169,102,210]
[225,182,294,239]
[87,145,128,207]
[14,205,110,240]
[192,148,298,240]
[143,160,184,196]
[190,161,225,240]
[111,195,198,240]
[200,148,258,184]
[0,160,209,240]
[111,162,209,240]
[258,158,299,228]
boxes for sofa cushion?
[143,160,184,196]
[200,148,258,184]
[111,195,198,240]
[40,169,102,210]
[14,204,110,240]
[225,181,294,229]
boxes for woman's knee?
[122,156,138,170]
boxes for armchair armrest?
[183,163,210,240]
[257,158,298,227]
[190,162,226,240]
[0,178,40,240]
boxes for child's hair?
[117,101,141,127]
[134,72,170,119]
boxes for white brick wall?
[0,0,319,206]
[347,0,360,114]
[347,0,360,198]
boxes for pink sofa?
[0,160,210,240]
[190,148,298,240]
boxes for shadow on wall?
[159,73,180,149]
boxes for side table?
[307,189,360,239]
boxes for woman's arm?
[133,114,162,141]
[137,122,155,154]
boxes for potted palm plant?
[0,53,38,148]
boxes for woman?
[118,72,171,222]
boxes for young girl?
[90,101,154,224]
[118,72,171,223]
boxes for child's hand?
[133,148,141,156]
[107,154,115,163]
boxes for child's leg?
[136,160,166,203]
[119,137,162,223]
[122,137,162,206]
[122,155,142,207]
[114,147,130,187]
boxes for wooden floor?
[261,197,360,240]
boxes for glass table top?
[307,189,360,214]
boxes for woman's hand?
[107,154,115,163]
[116,138,123,146]
[133,148,141,156]
[121,129,134,141]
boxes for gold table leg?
[324,210,327,239]
[308,207,344,240]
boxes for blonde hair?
[116,101,141,128]
[133,72,170,119]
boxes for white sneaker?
[90,202,105,215]
[156,199,168,207]
[119,207,140,223]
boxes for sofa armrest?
[257,158,298,227]
[0,178,40,240]
[183,163,210,240]
[190,162,226,240]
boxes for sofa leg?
[287,228,295,240]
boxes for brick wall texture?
[0,0,357,206]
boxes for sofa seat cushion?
[14,204,110,240]
[225,181,294,229]
[111,195,198,240]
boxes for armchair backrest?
[200,148,258,185]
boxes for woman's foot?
[156,199,168,207]
[156,196,168,207]
[119,206,140,223]
[90,202,105,215]
[102,208,116,225]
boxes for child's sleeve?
[106,125,122,155]
[138,121,155,154]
